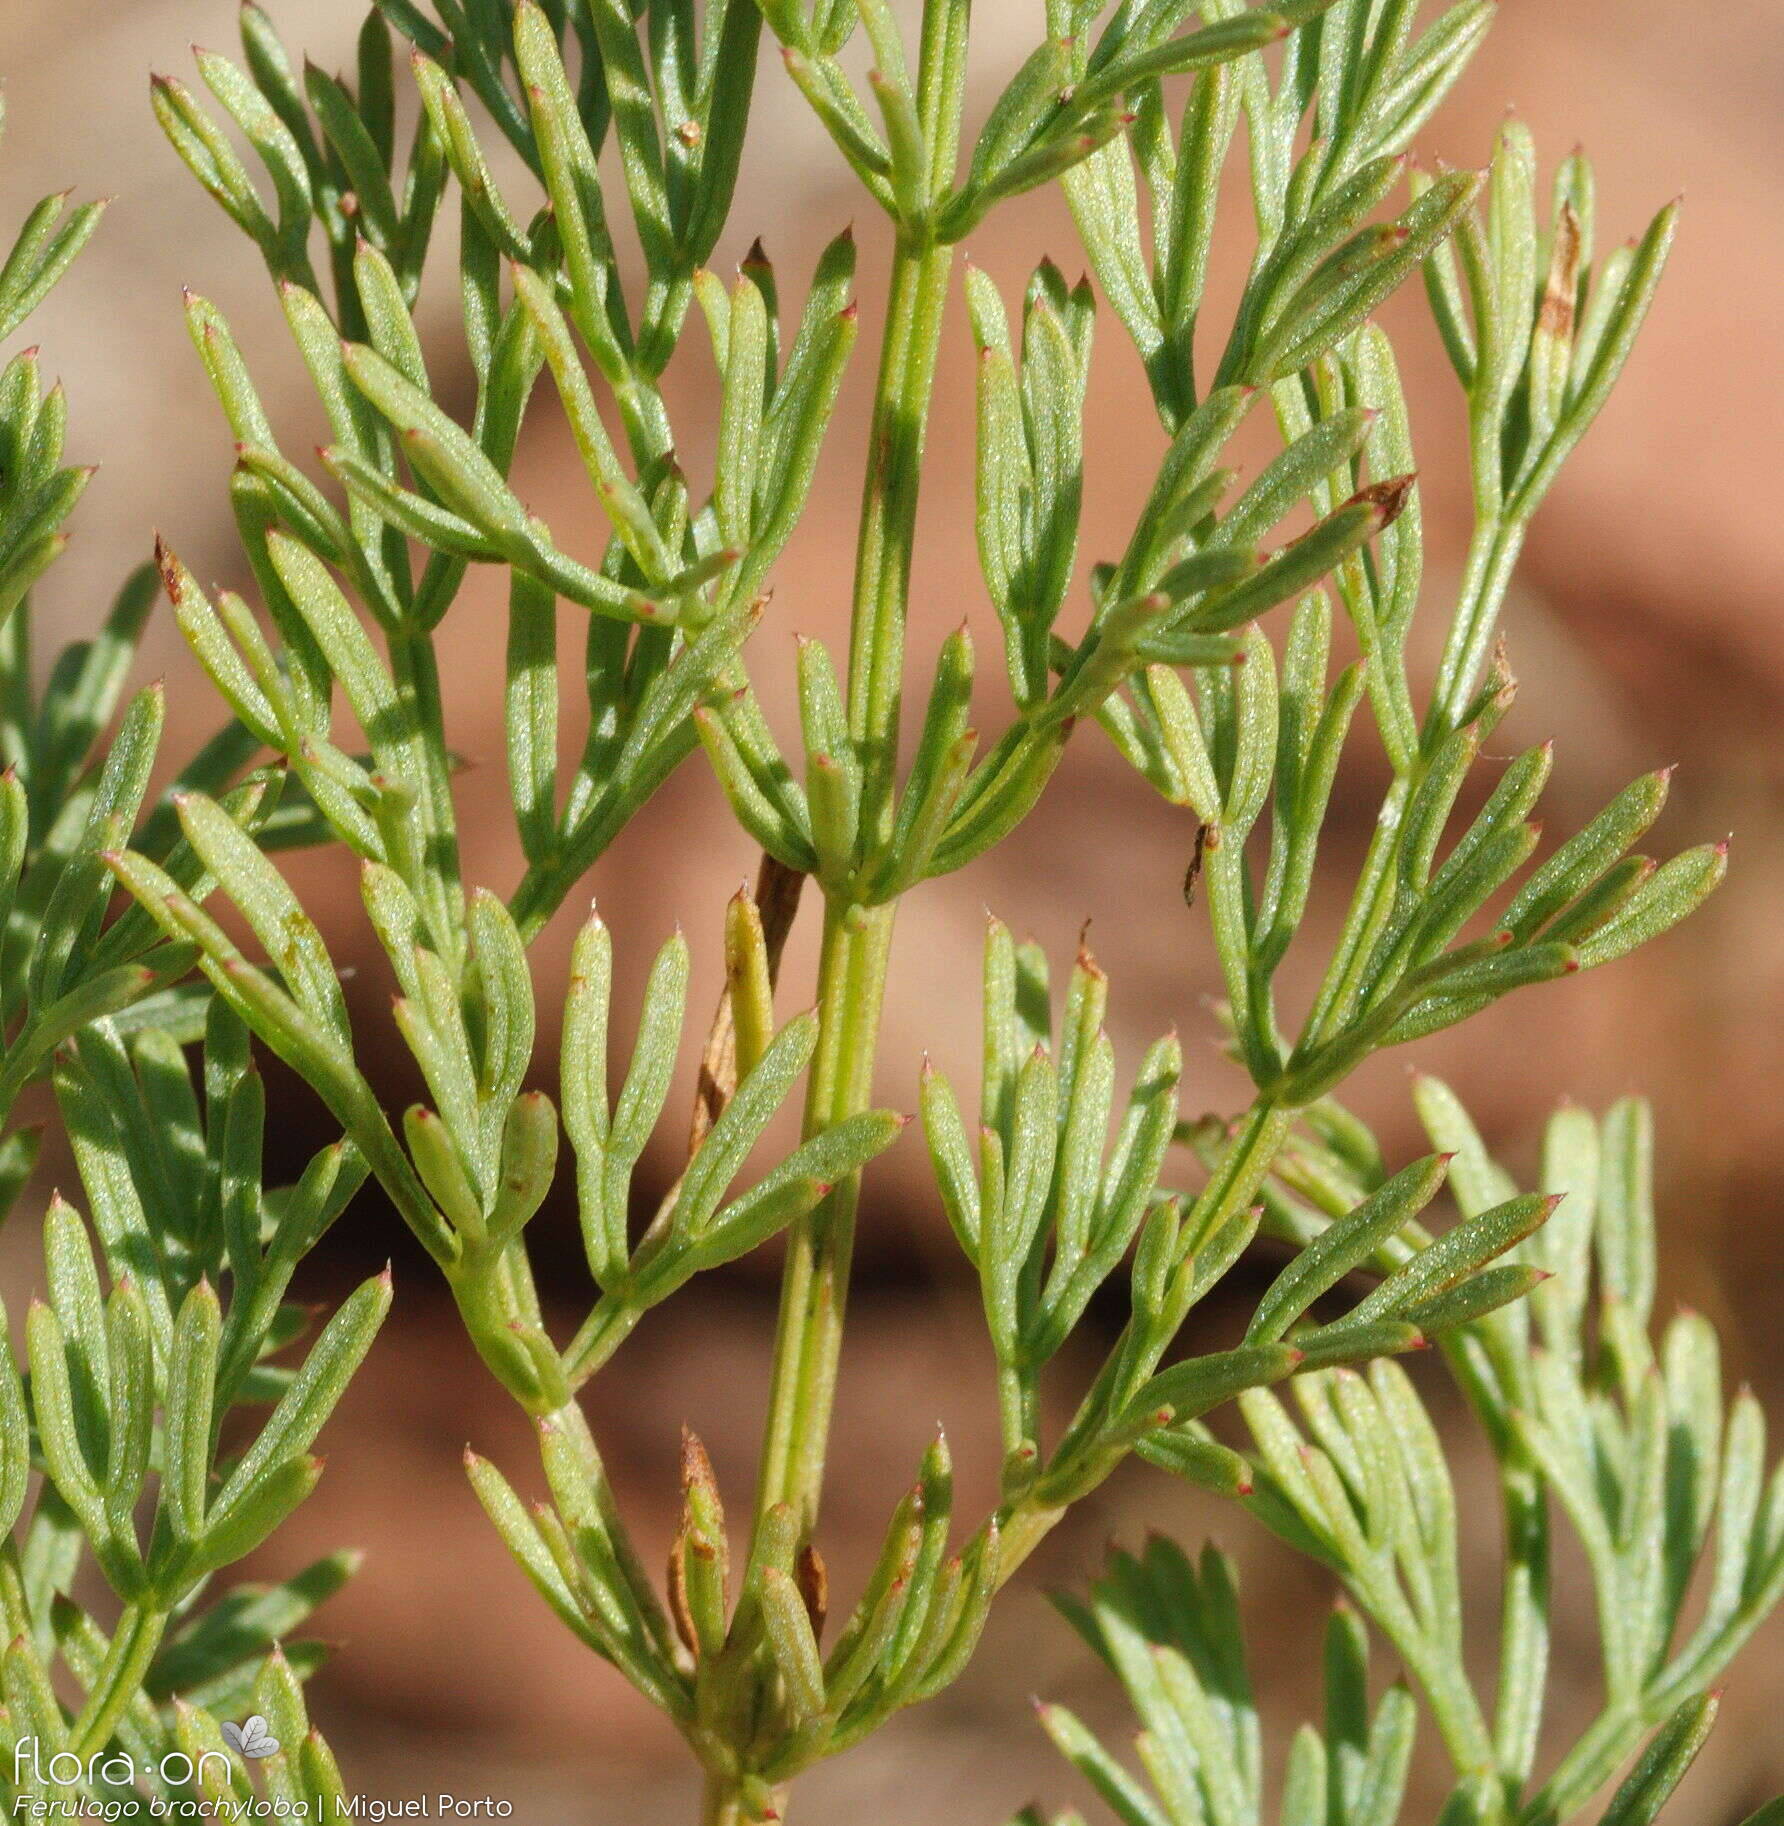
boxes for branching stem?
[750,0,971,1549]
[754,895,898,1535]
[700,1781,747,1826]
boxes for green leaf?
[714,265,769,549]
[965,38,1075,197]
[1249,1153,1449,1342]
[1133,1430,1254,1497]
[1575,843,1727,970]
[173,790,349,1042]
[467,887,534,1117]
[1502,768,1671,942]
[1290,1316,1424,1372]
[1037,1702,1173,1826]
[1596,1098,1656,1329]
[29,682,163,1007]
[603,930,690,1246]
[1399,1262,1546,1334]
[694,1110,906,1270]
[464,1448,613,1656]
[674,1012,818,1238]
[781,50,894,203]
[0,191,106,341]
[488,1092,559,1248]
[1596,1694,1718,1826]
[165,1280,222,1542]
[0,1294,31,1533]
[921,1062,981,1264]
[761,1566,828,1724]
[193,1455,323,1578]
[1351,1193,1557,1324]
[1126,1343,1303,1432]
[509,266,668,579]
[211,1270,391,1517]
[27,1298,107,1540]
[1192,489,1409,636]
[1082,13,1289,110]
[147,1550,359,1698]
[1514,200,1678,517]
[942,110,1132,243]
[562,909,621,1285]
[112,846,452,1259]
[1250,172,1482,381]
[341,340,529,540]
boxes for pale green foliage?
[0,103,372,1819]
[0,0,1770,1823]
[1021,1089,1784,1826]
[0,1006,382,1807]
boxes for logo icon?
[221,1716,280,1761]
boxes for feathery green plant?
[0,0,1771,1821]
[1023,1087,1784,1826]
[0,96,376,1822]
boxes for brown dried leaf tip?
[797,1542,829,1640]
[1183,823,1211,910]
[1540,201,1583,337]
[667,1537,697,1656]
[1347,471,1418,530]
[681,1426,723,1529]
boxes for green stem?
[387,628,465,969]
[753,896,897,1536]
[1298,773,1410,1050]
[1492,1462,1551,1789]
[1281,1532,1499,1788]
[751,101,962,1532]
[996,1360,1029,1464]
[1426,516,1527,746]
[1390,1613,1499,1785]
[562,1291,644,1388]
[701,1779,742,1826]
[1301,514,1528,1052]
[845,239,954,851]
[507,719,703,944]
[446,1239,567,1412]
[1519,1704,1648,1826]
[70,1603,167,1759]
[993,1101,1296,1582]
[701,1775,772,1826]
[1439,1336,1548,1802]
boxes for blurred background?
[2,0,1782,1819]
